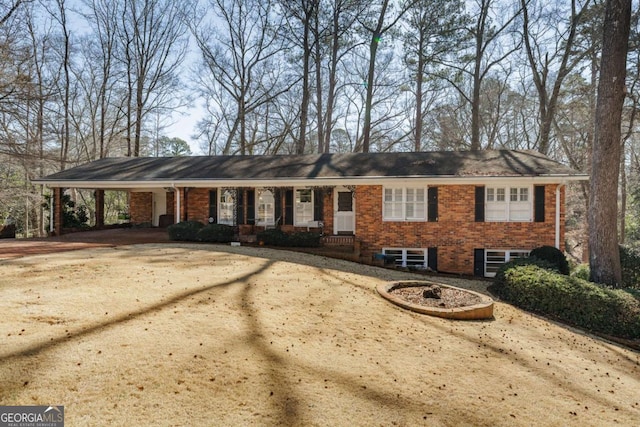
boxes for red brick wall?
[355,184,564,275]
[127,184,565,275]
[185,188,211,223]
[130,192,152,224]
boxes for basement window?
[382,248,428,269]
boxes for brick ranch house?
[33,150,587,277]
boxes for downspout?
[555,183,566,250]
[49,187,54,234]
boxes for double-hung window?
[486,186,531,221]
[295,189,314,226]
[256,189,275,226]
[383,187,426,221]
[218,190,235,225]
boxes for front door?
[334,187,355,235]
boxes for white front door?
[334,187,355,235]
[152,191,167,227]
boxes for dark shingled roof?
[36,150,585,183]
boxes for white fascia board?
[32,174,588,189]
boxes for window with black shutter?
[285,189,294,225]
[475,186,485,222]
[534,185,545,222]
[314,189,324,221]
[236,190,245,224]
[247,190,255,224]
[208,190,217,224]
[428,187,438,222]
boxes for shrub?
[495,264,640,339]
[620,245,640,289]
[196,224,234,243]
[529,245,570,275]
[286,231,321,247]
[493,257,560,299]
[257,229,321,247]
[571,264,590,281]
[167,220,204,241]
[257,228,289,246]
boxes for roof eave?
[31,174,589,189]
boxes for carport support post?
[95,189,105,228]
[53,187,63,235]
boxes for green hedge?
[167,220,204,241]
[196,224,234,243]
[494,263,640,339]
[257,229,321,247]
[529,245,570,275]
[620,245,640,289]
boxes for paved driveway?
[0,228,170,260]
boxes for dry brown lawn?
[0,243,639,426]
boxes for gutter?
[30,174,589,190]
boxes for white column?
[175,188,181,223]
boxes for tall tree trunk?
[414,30,425,152]
[588,0,631,285]
[362,0,389,153]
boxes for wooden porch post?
[53,188,63,235]
[95,189,105,228]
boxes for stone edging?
[377,280,494,320]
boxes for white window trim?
[484,249,530,277]
[382,187,427,222]
[486,185,533,222]
[218,189,235,226]
[382,248,428,269]
[255,189,275,226]
[294,187,314,227]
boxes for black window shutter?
[534,185,545,222]
[475,186,485,222]
[236,190,245,225]
[285,189,294,225]
[428,247,438,271]
[473,249,485,277]
[314,189,324,221]
[208,190,217,224]
[247,190,255,224]
[428,187,438,222]
[274,189,282,225]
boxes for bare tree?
[191,0,292,155]
[314,0,367,153]
[588,0,631,285]
[278,0,317,154]
[521,0,592,155]
[119,0,189,157]
[359,0,415,153]
[403,0,466,151]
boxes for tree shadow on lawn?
[321,267,640,417]
[1,243,639,425]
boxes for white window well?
[382,248,428,269]
[484,250,530,277]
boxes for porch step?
[321,235,355,247]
